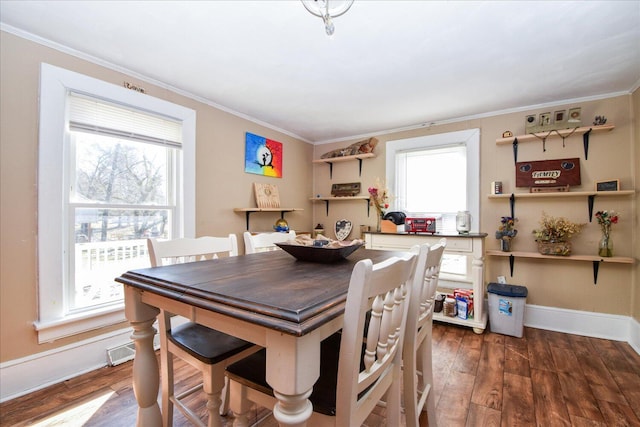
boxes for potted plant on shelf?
[532,212,585,256]
[495,216,517,252]
[594,210,618,257]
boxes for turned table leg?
[125,286,162,427]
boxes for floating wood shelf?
[486,250,633,264]
[312,153,376,178]
[309,196,371,216]
[488,190,634,222]
[495,124,614,145]
[486,249,634,284]
[487,190,634,199]
[233,208,303,230]
[496,124,614,161]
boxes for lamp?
[301,0,354,36]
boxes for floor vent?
[107,334,160,366]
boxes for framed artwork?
[516,157,581,188]
[595,179,619,192]
[568,107,582,124]
[245,132,283,178]
[254,183,281,208]
[554,110,566,127]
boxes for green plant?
[532,212,585,242]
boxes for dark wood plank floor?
[2,323,639,426]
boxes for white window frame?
[35,63,196,343]
[386,128,480,232]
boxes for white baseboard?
[629,316,640,355]
[2,306,638,403]
[0,327,133,403]
[523,303,633,342]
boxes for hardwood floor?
[2,323,639,426]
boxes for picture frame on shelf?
[595,179,619,192]
[539,112,551,127]
[568,107,582,124]
[554,110,566,127]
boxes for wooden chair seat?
[169,322,255,365]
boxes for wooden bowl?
[275,242,363,263]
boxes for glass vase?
[376,215,381,232]
[500,237,512,252]
[598,227,613,257]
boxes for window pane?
[403,146,466,213]
[73,132,170,206]
[71,208,170,311]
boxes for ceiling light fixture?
[301,0,354,36]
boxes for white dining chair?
[147,235,260,427]
[403,238,446,427]
[242,230,296,254]
[225,246,424,427]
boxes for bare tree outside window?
[70,132,176,310]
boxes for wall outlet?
[497,276,507,284]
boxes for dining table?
[116,246,404,427]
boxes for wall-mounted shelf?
[312,153,376,179]
[488,190,634,222]
[496,124,614,161]
[233,208,303,230]
[486,249,634,284]
[309,196,370,216]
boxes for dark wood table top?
[116,248,403,336]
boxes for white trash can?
[487,282,528,338]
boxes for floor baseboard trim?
[629,316,640,354]
[524,304,631,342]
[0,328,133,403]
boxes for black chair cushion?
[169,322,255,365]
[226,332,342,416]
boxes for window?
[386,129,480,278]
[68,93,180,311]
[386,128,480,233]
[36,64,195,342]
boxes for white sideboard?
[364,232,488,333]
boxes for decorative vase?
[500,237,512,252]
[537,240,572,256]
[376,214,382,232]
[598,225,613,257]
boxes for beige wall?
[0,31,314,362]
[313,96,636,317]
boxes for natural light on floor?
[31,391,114,426]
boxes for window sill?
[34,304,127,344]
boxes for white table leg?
[125,286,162,427]
[265,332,319,427]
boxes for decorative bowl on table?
[275,241,363,263]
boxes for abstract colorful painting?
[244,132,283,178]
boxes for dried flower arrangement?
[532,212,585,242]
[532,212,586,256]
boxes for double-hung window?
[386,128,480,232]
[36,64,195,342]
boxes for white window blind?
[68,92,182,147]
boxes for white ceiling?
[1,1,639,143]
